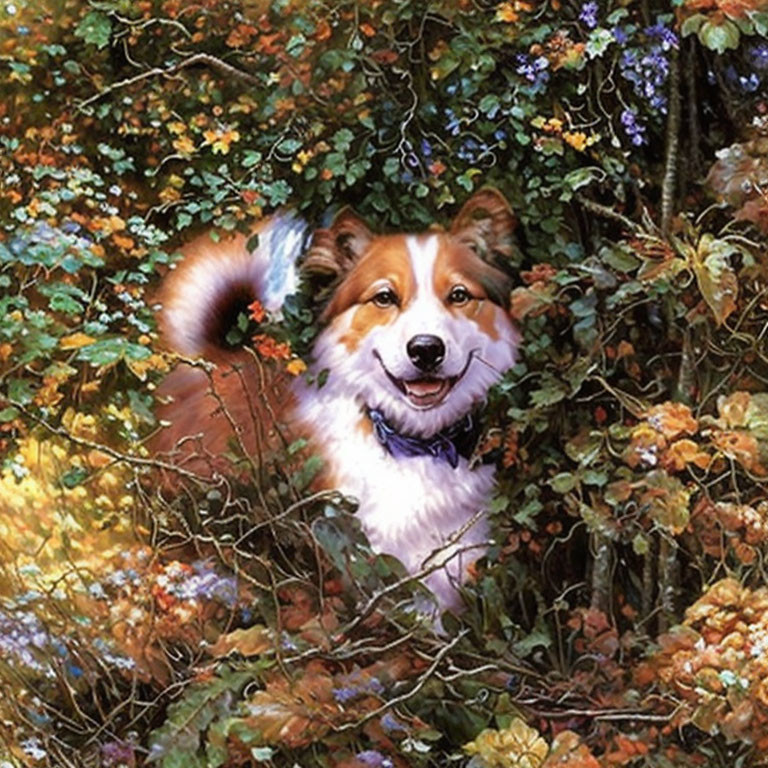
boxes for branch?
[77,53,260,111]
[661,47,681,237]
[10,400,213,484]
[333,630,469,732]
[575,194,641,234]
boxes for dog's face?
[306,190,519,437]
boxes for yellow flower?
[464,719,549,768]
[497,2,519,22]
[497,0,534,21]
[172,135,196,155]
[563,131,599,152]
[285,358,307,376]
[203,128,241,155]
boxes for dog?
[153,189,519,614]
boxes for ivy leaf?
[697,19,740,53]
[75,11,112,49]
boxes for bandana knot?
[367,408,479,469]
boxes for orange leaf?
[210,625,273,658]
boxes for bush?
[0,0,767,766]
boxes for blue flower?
[333,685,360,703]
[645,22,678,50]
[620,108,647,146]
[752,43,768,70]
[357,751,394,768]
[515,54,550,93]
[618,31,673,113]
[380,711,408,733]
[579,1,599,30]
[739,73,760,93]
[612,26,629,45]
[444,108,461,136]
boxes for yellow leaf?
[465,718,549,768]
[60,333,96,350]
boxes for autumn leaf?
[464,718,549,768]
[60,332,96,350]
[645,401,699,439]
[210,625,273,658]
[542,731,600,768]
[691,234,739,326]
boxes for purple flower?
[367,676,385,695]
[645,22,678,50]
[620,108,647,146]
[102,741,135,766]
[357,751,394,768]
[579,1,599,30]
[618,30,673,113]
[0,610,51,672]
[740,73,761,92]
[380,711,408,733]
[172,561,238,607]
[444,108,461,136]
[333,685,360,703]
[752,43,768,70]
[612,26,629,45]
[515,54,550,93]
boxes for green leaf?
[332,128,355,152]
[548,472,579,494]
[698,19,740,53]
[277,138,302,155]
[585,27,614,59]
[60,466,89,489]
[148,668,254,764]
[0,406,19,422]
[75,12,112,49]
[680,13,707,36]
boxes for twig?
[76,52,260,111]
[333,630,468,732]
[574,194,641,234]
[10,400,213,484]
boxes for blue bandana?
[367,408,479,469]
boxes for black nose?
[406,334,445,372]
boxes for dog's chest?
[294,391,494,573]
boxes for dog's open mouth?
[401,377,454,408]
[374,351,475,409]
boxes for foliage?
[0,0,767,766]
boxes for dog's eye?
[447,285,472,306]
[372,288,399,308]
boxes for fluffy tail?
[152,212,308,479]
[160,211,308,357]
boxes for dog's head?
[305,189,519,437]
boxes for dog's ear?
[450,188,517,262]
[302,207,373,281]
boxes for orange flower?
[253,334,291,360]
[248,299,266,323]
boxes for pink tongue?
[405,379,444,397]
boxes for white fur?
[163,213,306,356]
[293,234,518,611]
